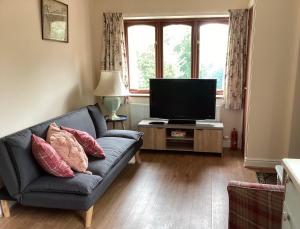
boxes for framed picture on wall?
[41,0,68,42]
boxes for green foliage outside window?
[136,47,155,89]
[172,33,191,79]
[200,64,224,90]
[136,31,224,90]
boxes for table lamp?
[94,71,129,120]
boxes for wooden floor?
[0,150,257,229]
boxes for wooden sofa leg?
[1,200,10,218]
[85,206,94,228]
[135,151,142,164]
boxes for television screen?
[150,79,216,120]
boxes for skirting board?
[223,139,230,148]
[244,157,281,168]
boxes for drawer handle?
[283,211,290,221]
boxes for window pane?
[163,25,192,79]
[128,25,155,90]
[199,24,229,91]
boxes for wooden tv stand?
[138,120,224,154]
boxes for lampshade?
[94,71,128,96]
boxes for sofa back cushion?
[0,140,20,200]
[87,104,107,137]
[31,108,96,139]
[5,129,43,192]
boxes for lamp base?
[107,113,121,120]
[103,97,122,120]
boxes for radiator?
[130,103,150,130]
[216,104,221,121]
[129,103,221,130]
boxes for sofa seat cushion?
[101,130,143,141]
[88,137,136,177]
[25,173,102,195]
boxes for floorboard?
[0,149,257,229]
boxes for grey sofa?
[0,104,143,227]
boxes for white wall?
[244,0,300,167]
[0,0,95,138]
[92,0,249,146]
[287,1,300,158]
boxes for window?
[124,18,229,94]
[163,25,192,79]
[199,23,229,91]
[127,25,156,91]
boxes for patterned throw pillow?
[61,126,105,159]
[46,123,91,174]
[31,134,74,177]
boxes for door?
[194,129,223,153]
[138,127,166,150]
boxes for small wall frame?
[41,0,68,42]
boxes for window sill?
[129,93,150,97]
[129,93,224,99]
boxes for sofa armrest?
[227,181,285,229]
[101,130,143,141]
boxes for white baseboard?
[222,138,242,149]
[223,139,230,148]
[244,157,281,168]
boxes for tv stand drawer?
[194,129,223,153]
[139,127,166,150]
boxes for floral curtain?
[101,12,128,88]
[224,9,249,110]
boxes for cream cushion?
[46,123,90,174]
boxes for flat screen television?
[150,79,216,123]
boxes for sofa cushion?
[5,129,43,191]
[31,108,96,139]
[47,123,89,174]
[25,173,102,195]
[0,140,20,199]
[32,135,74,177]
[87,105,107,137]
[61,126,105,158]
[101,130,143,141]
[88,137,136,177]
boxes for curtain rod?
[123,14,229,20]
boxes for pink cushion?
[46,123,91,174]
[61,126,105,158]
[31,134,74,177]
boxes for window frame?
[124,17,229,95]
